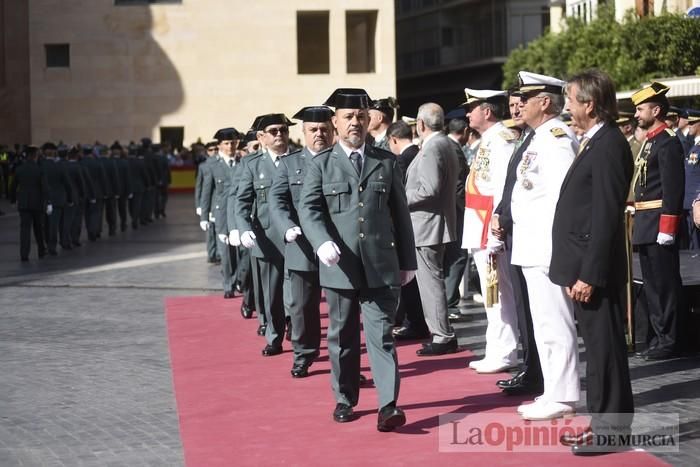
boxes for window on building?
[115,0,182,5]
[346,10,377,74]
[297,11,330,74]
[45,44,70,68]
[160,126,184,150]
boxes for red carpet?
[165,296,668,467]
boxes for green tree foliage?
[502,6,700,91]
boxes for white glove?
[199,221,209,231]
[400,270,416,286]
[89,199,96,204]
[285,226,302,243]
[317,241,341,267]
[218,233,229,245]
[208,212,215,222]
[46,204,53,215]
[657,232,674,245]
[241,230,257,249]
[625,205,636,215]
[486,237,505,255]
[229,229,241,247]
[128,193,133,199]
[196,207,202,216]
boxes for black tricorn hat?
[205,140,218,149]
[251,114,295,132]
[41,142,57,151]
[631,82,670,106]
[323,88,372,109]
[110,141,123,151]
[213,127,243,142]
[292,106,334,122]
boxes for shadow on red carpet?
[165,296,667,467]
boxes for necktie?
[350,151,362,176]
[228,159,234,168]
[274,158,280,167]
[577,137,590,157]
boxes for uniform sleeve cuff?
[659,214,681,235]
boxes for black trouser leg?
[575,284,634,432]
[19,210,32,259]
[639,243,681,352]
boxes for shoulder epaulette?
[283,149,302,158]
[311,147,333,159]
[665,128,676,137]
[369,146,394,159]
[499,129,517,142]
[550,127,567,138]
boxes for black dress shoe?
[644,348,675,361]
[61,244,72,250]
[496,370,526,389]
[20,257,29,262]
[261,344,282,356]
[333,403,356,423]
[257,324,267,336]
[392,326,429,341]
[240,304,254,319]
[73,242,82,247]
[416,340,458,356]
[377,404,406,432]
[291,362,312,378]
[570,429,631,456]
[501,382,544,396]
[48,250,57,256]
[560,427,594,447]
[360,374,368,384]
[223,290,234,299]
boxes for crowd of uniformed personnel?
[193,78,699,452]
[5,139,171,261]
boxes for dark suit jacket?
[550,123,633,289]
[41,158,72,207]
[269,148,318,272]
[494,130,534,233]
[448,137,469,238]
[299,143,417,289]
[397,144,418,184]
[10,160,49,210]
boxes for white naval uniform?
[511,117,579,403]
[461,122,519,366]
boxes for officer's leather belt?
[634,200,662,210]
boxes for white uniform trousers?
[521,266,580,403]
[471,248,519,365]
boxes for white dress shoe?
[520,401,576,421]
[468,359,486,370]
[475,361,517,374]
[517,396,544,414]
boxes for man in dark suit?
[236,115,293,355]
[41,142,73,255]
[386,120,429,340]
[10,147,50,261]
[81,147,107,241]
[100,146,121,236]
[551,69,634,455]
[64,147,89,247]
[299,88,417,431]
[201,128,242,299]
[268,106,334,378]
[491,93,543,396]
[681,111,700,249]
[444,118,470,314]
[630,82,685,361]
[407,103,460,356]
[112,143,133,233]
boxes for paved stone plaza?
[0,194,698,466]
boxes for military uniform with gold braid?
[631,82,684,359]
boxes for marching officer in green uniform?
[10,146,50,261]
[200,128,242,298]
[101,144,122,236]
[112,142,133,233]
[196,141,221,264]
[631,82,685,360]
[65,147,91,247]
[269,106,335,378]
[236,114,294,356]
[81,146,107,241]
[128,146,148,230]
[298,88,417,431]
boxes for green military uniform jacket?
[235,150,285,261]
[269,148,317,272]
[299,143,417,289]
[10,160,49,210]
[41,158,73,207]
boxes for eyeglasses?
[265,127,289,136]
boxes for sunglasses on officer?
[264,126,289,136]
